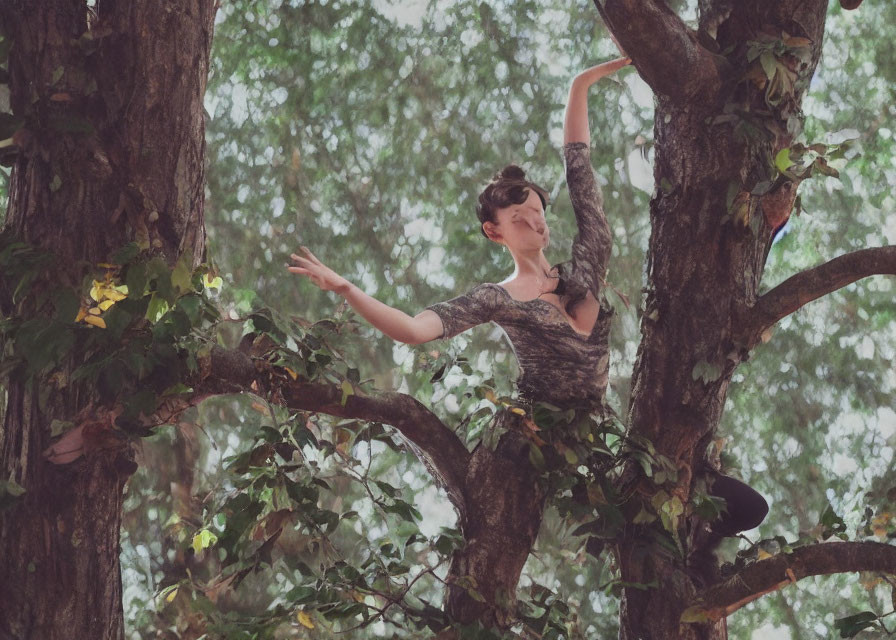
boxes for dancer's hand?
[288,247,351,295]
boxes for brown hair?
[476,165,550,239]
[477,165,593,317]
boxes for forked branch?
[592,0,722,102]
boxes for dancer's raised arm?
[558,55,628,304]
[563,56,630,144]
[287,247,443,344]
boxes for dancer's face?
[483,189,550,251]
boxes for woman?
[287,56,767,543]
[288,55,628,410]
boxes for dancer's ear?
[482,221,502,243]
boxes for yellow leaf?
[284,367,298,380]
[192,529,217,554]
[99,299,116,311]
[297,610,315,629]
[88,306,101,315]
[75,306,87,322]
[509,407,526,416]
[83,315,106,329]
[757,548,774,560]
[351,591,365,603]
[104,289,127,302]
[484,389,497,403]
[89,281,102,301]
[165,587,178,603]
[203,273,223,290]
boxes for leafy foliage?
[1,0,893,638]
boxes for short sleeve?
[425,283,500,339]
[562,141,612,296]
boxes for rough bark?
[442,417,547,628]
[0,1,215,638]
[613,1,834,638]
[594,0,723,102]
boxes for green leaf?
[759,51,777,80]
[192,528,218,554]
[145,293,169,323]
[632,506,657,524]
[3,477,25,497]
[820,502,847,538]
[340,380,353,406]
[833,611,879,638]
[125,265,148,303]
[527,441,545,470]
[774,148,794,173]
[111,243,141,265]
[171,251,194,296]
[53,288,80,322]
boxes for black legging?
[709,473,769,536]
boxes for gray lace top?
[426,142,613,411]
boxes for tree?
[1,1,895,639]
[0,2,216,638]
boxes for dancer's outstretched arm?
[287,247,443,344]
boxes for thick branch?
[201,346,471,512]
[692,541,896,620]
[744,246,896,344]
[593,0,721,102]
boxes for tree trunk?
[615,1,828,637]
[0,2,215,638]
[444,413,548,628]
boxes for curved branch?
[200,345,471,512]
[743,246,896,345]
[691,541,896,620]
[592,0,722,102]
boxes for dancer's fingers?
[301,246,322,264]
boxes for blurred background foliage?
[2,0,894,638]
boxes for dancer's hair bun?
[493,164,526,182]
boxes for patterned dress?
[426,142,614,412]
